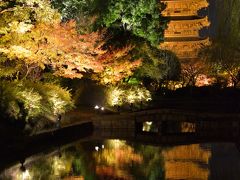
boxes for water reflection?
[1,140,240,180]
[163,144,210,180]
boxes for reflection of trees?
[2,140,166,180]
[68,144,96,180]
[30,158,54,180]
[3,142,210,180]
[130,143,165,180]
[93,140,143,179]
[29,145,97,180]
[93,140,165,180]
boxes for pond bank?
[0,122,93,172]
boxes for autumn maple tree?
[0,0,141,83]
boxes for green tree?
[52,0,168,46]
[51,0,106,34]
[100,0,168,46]
[133,43,180,88]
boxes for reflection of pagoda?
[163,144,211,180]
[160,0,210,59]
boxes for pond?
[0,139,240,180]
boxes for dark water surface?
[0,140,239,180]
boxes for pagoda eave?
[160,38,210,59]
[161,0,209,17]
[165,16,210,37]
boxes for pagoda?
[160,0,210,60]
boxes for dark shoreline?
[0,122,93,172]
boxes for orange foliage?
[94,45,142,84]
[27,20,106,78]
[1,17,141,83]
[24,20,140,82]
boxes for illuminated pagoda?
[160,0,210,60]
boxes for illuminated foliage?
[0,0,58,79]
[106,84,151,106]
[0,55,24,78]
[0,1,141,83]
[93,45,142,84]
[27,21,106,79]
[195,74,215,87]
[0,80,74,121]
[0,11,106,79]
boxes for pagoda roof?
[167,15,206,20]
[159,37,211,59]
[161,0,209,17]
[164,37,209,42]
[167,16,210,29]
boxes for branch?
[0,7,15,14]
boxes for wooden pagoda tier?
[161,0,209,17]
[160,37,210,59]
[164,16,210,38]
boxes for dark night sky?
[199,0,217,38]
[208,0,217,38]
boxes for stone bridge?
[92,109,240,145]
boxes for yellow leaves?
[9,45,33,58]
[0,46,32,61]
[8,21,33,34]
[0,26,8,35]
[17,88,42,118]
[19,0,45,8]
[95,58,142,85]
[106,85,152,106]
[0,45,39,64]
[15,0,61,24]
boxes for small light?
[146,121,152,125]
[102,145,104,149]
[95,146,99,151]
[94,105,99,109]
[101,107,104,111]
[22,170,30,179]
